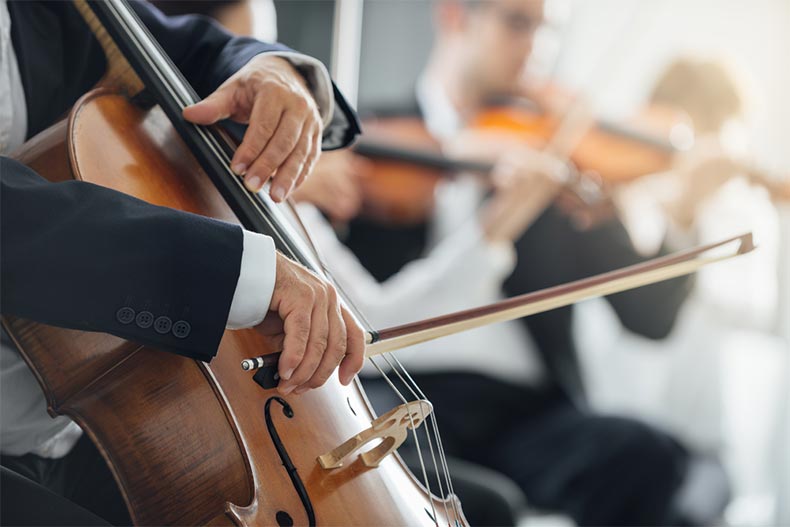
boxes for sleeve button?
[153,316,173,335]
[116,307,135,325]
[172,320,191,339]
[135,311,154,329]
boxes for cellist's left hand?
[183,54,323,203]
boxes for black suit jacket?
[1,1,359,361]
[347,102,691,405]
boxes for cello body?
[4,53,463,527]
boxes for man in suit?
[0,1,363,524]
[339,0,698,524]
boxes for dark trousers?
[364,373,690,527]
[0,435,130,526]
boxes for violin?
[346,78,696,226]
[2,1,466,525]
[484,86,790,200]
[350,112,603,226]
[351,95,788,228]
[352,116,493,225]
[469,96,693,182]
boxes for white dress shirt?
[0,0,333,458]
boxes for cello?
[2,1,465,525]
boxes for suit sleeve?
[0,157,243,362]
[128,1,361,149]
[574,216,693,340]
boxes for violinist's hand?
[183,54,322,203]
[554,176,618,231]
[256,253,365,395]
[292,151,369,222]
[481,148,565,243]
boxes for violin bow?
[243,232,755,382]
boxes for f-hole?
[264,397,316,526]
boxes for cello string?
[388,355,458,513]
[372,347,461,521]
[369,359,440,526]
[381,354,459,521]
[375,354,456,523]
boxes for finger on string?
[269,123,311,202]
[293,128,319,191]
[182,88,235,125]
[231,98,283,186]
[250,112,304,199]
[296,127,322,189]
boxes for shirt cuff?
[226,230,276,329]
[266,51,335,129]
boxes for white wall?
[550,0,790,172]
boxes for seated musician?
[619,57,770,233]
[298,0,702,525]
[0,1,364,525]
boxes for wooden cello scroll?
[318,400,433,469]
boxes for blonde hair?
[650,58,744,134]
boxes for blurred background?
[243,0,788,524]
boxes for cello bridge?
[317,400,433,469]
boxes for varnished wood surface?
[73,0,145,95]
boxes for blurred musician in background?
[617,57,785,236]
[330,1,707,525]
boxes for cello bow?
[243,232,755,384]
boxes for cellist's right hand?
[256,253,365,395]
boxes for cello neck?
[79,0,325,269]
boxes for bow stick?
[243,231,754,386]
